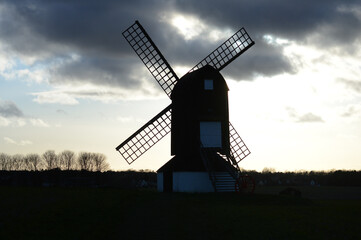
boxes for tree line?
[0,150,110,172]
[243,168,361,187]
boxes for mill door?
[200,121,222,148]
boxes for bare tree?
[58,150,77,170]
[92,153,109,172]
[0,153,11,170]
[262,167,276,173]
[24,153,43,171]
[23,154,31,171]
[42,150,58,170]
[78,152,93,171]
[12,154,25,170]
[0,151,111,172]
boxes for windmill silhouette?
[116,20,255,192]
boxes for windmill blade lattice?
[229,122,250,163]
[123,21,179,98]
[189,28,254,73]
[116,105,172,164]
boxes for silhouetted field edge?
[1,169,361,189]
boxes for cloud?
[286,107,324,123]
[171,1,361,47]
[56,109,67,115]
[49,56,145,89]
[0,117,26,127]
[0,116,11,127]
[0,0,360,102]
[31,78,164,105]
[222,37,296,80]
[0,100,24,117]
[4,137,33,146]
[341,105,361,117]
[0,100,50,127]
[296,113,324,123]
[0,116,49,128]
[337,78,361,93]
[32,90,79,105]
[29,118,50,127]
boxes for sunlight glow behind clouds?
[167,12,233,42]
[337,5,361,20]
[170,14,204,40]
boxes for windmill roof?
[157,153,237,173]
[171,65,228,99]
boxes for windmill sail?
[122,21,179,98]
[116,105,172,164]
[189,28,254,73]
[229,122,250,163]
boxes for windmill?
[116,20,255,192]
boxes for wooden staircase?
[200,147,241,192]
[212,172,236,192]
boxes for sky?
[1,0,361,172]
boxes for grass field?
[0,186,360,239]
[255,185,361,199]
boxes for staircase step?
[199,147,241,192]
[212,172,237,192]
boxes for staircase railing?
[199,145,218,191]
[217,152,241,181]
[200,144,243,192]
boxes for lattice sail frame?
[229,122,250,163]
[122,21,179,98]
[116,105,172,164]
[189,28,254,73]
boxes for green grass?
[0,186,360,239]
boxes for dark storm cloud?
[168,0,361,80]
[0,0,161,55]
[50,55,144,89]
[0,0,170,89]
[1,0,360,93]
[0,100,24,118]
[222,39,295,80]
[172,0,361,47]
[154,23,296,80]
